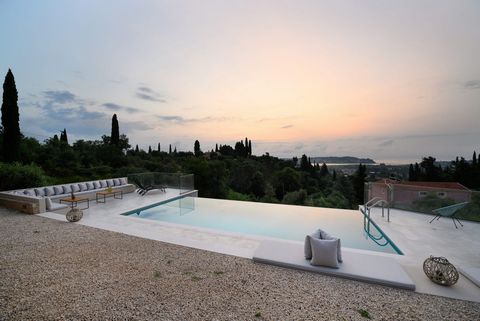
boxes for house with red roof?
[367,179,471,209]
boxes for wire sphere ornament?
[66,208,83,222]
[423,256,459,286]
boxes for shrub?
[0,162,49,190]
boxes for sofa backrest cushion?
[113,178,120,186]
[44,186,55,196]
[34,188,45,197]
[92,181,100,189]
[100,180,108,188]
[78,183,87,191]
[63,185,72,194]
[86,182,94,190]
[119,178,127,185]
[24,189,35,196]
[53,186,64,195]
[70,184,80,193]
[107,179,114,187]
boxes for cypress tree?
[158,143,161,152]
[111,114,120,146]
[60,128,68,145]
[1,69,21,162]
[194,140,201,157]
[473,151,477,165]
[169,144,172,154]
[174,146,177,153]
[215,144,218,153]
[148,145,152,154]
[319,163,329,176]
[248,139,252,155]
[135,144,139,153]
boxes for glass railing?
[365,182,480,222]
[128,172,195,195]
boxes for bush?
[0,162,49,190]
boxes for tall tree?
[111,114,120,146]
[473,151,477,166]
[135,144,139,153]
[194,140,202,157]
[169,144,172,154]
[60,128,68,145]
[148,145,152,154]
[157,142,161,152]
[215,143,218,153]
[1,69,21,162]
[248,139,252,155]
[352,164,367,204]
[319,163,329,177]
[408,164,415,181]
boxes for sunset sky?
[1,1,479,163]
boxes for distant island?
[310,156,376,164]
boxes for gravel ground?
[1,208,479,321]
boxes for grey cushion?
[71,184,80,193]
[100,180,108,188]
[44,187,55,196]
[34,188,45,197]
[93,181,101,189]
[24,189,35,196]
[304,229,323,259]
[106,179,114,187]
[86,182,94,190]
[320,231,343,263]
[113,178,120,186]
[78,183,87,191]
[53,186,64,195]
[310,238,339,268]
[63,185,72,194]
[119,178,127,185]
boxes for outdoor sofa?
[0,177,135,214]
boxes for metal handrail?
[365,198,390,222]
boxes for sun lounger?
[253,239,415,290]
[429,202,469,228]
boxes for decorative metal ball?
[66,208,83,222]
[423,256,459,286]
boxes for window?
[418,191,427,197]
[437,192,446,198]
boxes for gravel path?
[1,208,479,321]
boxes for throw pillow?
[310,238,339,268]
[34,188,45,197]
[304,229,324,259]
[320,231,343,263]
[63,185,72,194]
[45,197,53,211]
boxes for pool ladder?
[360,198,391,247]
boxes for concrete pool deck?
[38,192,480,303]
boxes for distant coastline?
[309,156,376,164]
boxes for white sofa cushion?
[86,182,94,190]
[93,181,100,189]
[113,178,120,186]
[100,180,108,188]
[310,238,339,268]
[70,184,80,193]
[78,183,87,191]
[44,187,55,196]
[63,185,72,194]
[119,178,127,185]
[34,188,45,197]
[24,189,35,196]
[53,186,64,195]
[106,179,114,187]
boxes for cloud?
[464,80,480,90]
[102,103,141,113]
[157,115,233,125]
[43,90,76,103]
[379,139,394,147]
[281,124,293,129]
[135,86,166,102]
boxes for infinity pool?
[124,197,401,254]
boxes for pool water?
[125,197,400,254]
